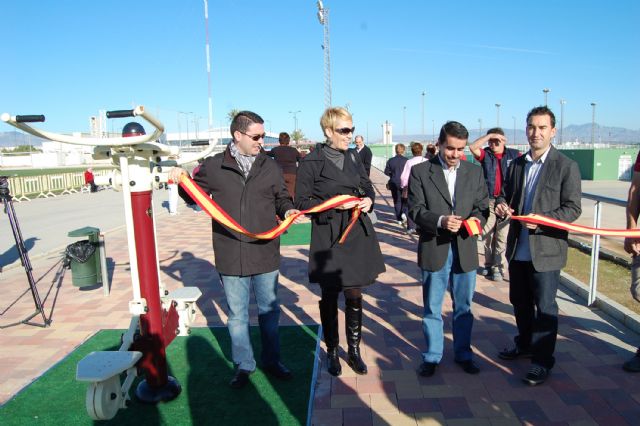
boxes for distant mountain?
[371,124,640,145]
[0,131,47,147]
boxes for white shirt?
[400,156,427,188]
[436,155,461,228]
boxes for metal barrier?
[5,170,111,201]
[582,193,627,306]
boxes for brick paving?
[1,168,640,425]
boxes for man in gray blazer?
[408,121,489,378]
[496,106,582,386]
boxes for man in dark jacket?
[408,121,489,378]
[469,128,520,281]
[384,143,408,225]
[267,132,301,198]
[495,106,581,386]
[355,135,373,176]
[170,111,299,389]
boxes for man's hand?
[169,167,188,184]
[442,215,463,233]
[625,237,640,256]
[285,209,304,224]
[495,202,513,219]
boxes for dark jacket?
[480,147,520,198]
[357,145,373,176]
[295,144,385,288]
[179,146,294,276]
[267,145,301,175]
[384,154,408,187]
[497,145,582,272]
[408,157,489,272]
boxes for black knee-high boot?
[319,298,342,376]
[345,297,367,375]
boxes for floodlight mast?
[317,1,332,108]
[1,106,208,420]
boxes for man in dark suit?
[384,143,408,225]
[495,106,581,386]
[355,135,373,176]
[408,121,489,378]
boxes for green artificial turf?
[0,325,319,426]
[280,223,311,246]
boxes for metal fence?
[5,171,110,201]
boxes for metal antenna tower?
[317,1,332,108]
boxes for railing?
[5,170,111,201]
[582,193,628,306]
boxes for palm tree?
[291,129,305,144]
[227,109,240,123]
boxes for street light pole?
[512,116,516,144]
[316,1,332,108]
[495,103,501,127]
[403,106,407,137]
[421,91,426,140]
[289,110,301,132]
[590,102,597,145]
[560,99,566,144]
[543,88,550,106]
[478,118,483,136]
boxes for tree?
[291,129,305,144]
[227,109,240,123]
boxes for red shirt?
[84,170,94,184]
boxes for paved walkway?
[1,169,640,425]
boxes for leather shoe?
[264,362,293,380]
[523,365,549,386]
[498,346,532,360]
[229,369,252,389]
[418,361,437,377]
[456,359,480,374]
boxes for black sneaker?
[623,352,640,372]
[229,369,252,389]
[418,361,437,377]
[523,365,549,386]
[498,346,533,360]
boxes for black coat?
[295,144,385,288]
[384,154,408,187]
[179,146,294,276]
[357,145,373,176]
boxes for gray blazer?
[497,145,582,272]
[408,157,489,272]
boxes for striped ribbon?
[512,214,640,238]
[178,174,362,243]
[463,218,482,236]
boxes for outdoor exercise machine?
[1,106,212,420]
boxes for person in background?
[469,128,520,282]
[170,110,300,389]
[384,143,408,226]
[295,107,385,377]
[268,132,301,198]
[400,142,427,234]
[622,149,640,372]
[425,144,437,160]
[354,135,372,176]
[408,121,489,378]
[84,168,97,193]
[495,106,581,386]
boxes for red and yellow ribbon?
[512,214,640,238]
[463,218,482,236]
[177,175,362,243]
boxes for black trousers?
[388,182,404,221]
[508,260,560,369]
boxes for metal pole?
[204,0,214,137]
[403,106,406,137]
[590,102,597,145]
[495,103,501,127]
[512,116,516,144]
[543,88,550,106]
[478,118,483,135]
[588,201,602,306]
[560,99,566,145]
[421,91,425,139]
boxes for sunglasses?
[239,131,266,141]
[334,127,355,135]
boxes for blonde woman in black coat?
[295,107,385,376]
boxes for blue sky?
[2,0,639,142]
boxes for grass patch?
[280,223,311,246]
[564,247,639,314]
[0,325,318,426]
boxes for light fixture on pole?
[316,1,332,108]
[495,103,501,127]
[543,88,550,106]
[289,110,301,132]
[590,102,597,145]
[560,99,566,144]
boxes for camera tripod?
[1,176,50,328]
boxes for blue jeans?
[421,245,476,364]
[220,270,281,371]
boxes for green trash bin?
[67,226,102,287]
